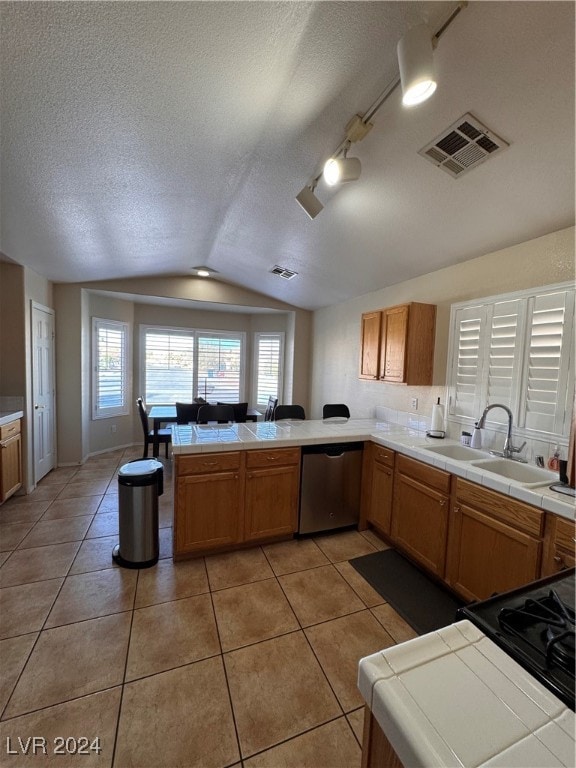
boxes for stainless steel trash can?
[112,459,163,568]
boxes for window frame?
[252,331,285,408]
[446,281,575,442]
[140,325,246,405]
[92,318,131,420]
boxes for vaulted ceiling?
[1,2,574,310]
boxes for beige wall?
[0,262,26,396]
[310,226,576,421]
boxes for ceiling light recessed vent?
[270,265,298,280]
[419,113,509,178]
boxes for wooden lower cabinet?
[0,419,23,504]
[366,445,395,536]
[391,455,450,578]
[174,452,242,556]
[173,448,300,558]
[361,708,403,768]
[446,478,544,602]
[541,513,576,576]
[244,448,300,540]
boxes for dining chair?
[217,402,248,423]
[274,404,306,421]
[175,402,200,424]
[137,397,171,458]
[197,404,235,424]
[264,396,278,421]
[322,403,350,419]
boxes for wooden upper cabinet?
[359,311,382,379]
[360,303,436,385]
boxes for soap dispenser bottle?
[470,422,482,449]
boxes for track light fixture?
[295,181,324,219]
[397,24,437,106]
[323,146,362,186]
[295,3,466,218]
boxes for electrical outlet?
[111,424,117,433]
[411,398,418,410]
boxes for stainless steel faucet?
[477,403,527,461]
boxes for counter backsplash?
[375,404,569,470]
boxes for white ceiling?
[1,2,574,311]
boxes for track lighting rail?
[296,1,468,218]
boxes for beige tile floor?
[0,448,417,767]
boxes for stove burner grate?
[498,589,575,674]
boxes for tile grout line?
[206,554,245,766]
[110,539,142,768]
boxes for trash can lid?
[119,459,163,477]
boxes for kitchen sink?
[424,444,488,461]
[469,458,557,486]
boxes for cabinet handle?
[454,505,461,513]
[439,499,447,507]
[553,555,567,569]
[266,455,279,461]
[202,461,217,467]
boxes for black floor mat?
[349,548,465,635]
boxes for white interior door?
[32,302,56,482]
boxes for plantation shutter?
[144,330,194,404]
[254,333,284,406]
[519,291,575,434]
[197,334,242,402]
[93,319,130,418]
[484,300,525,427]
[448,305,487,419]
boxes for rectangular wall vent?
[419,113,509,179]
[270,265,298,280]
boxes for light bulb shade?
[295,185,324,219]
[323,156,362,186]
[397,24,437,106]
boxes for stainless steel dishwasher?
[299,442,363,534]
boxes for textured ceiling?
[1,2,574,310]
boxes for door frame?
[31,301,56,484]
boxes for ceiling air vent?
[270,265,298,280]
[419,113,509,179]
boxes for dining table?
[148,404,261,456]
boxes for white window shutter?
[484,299,526,427]
[448,305,487,419]
[254,333,284,407]
[197,334,242,403]
[519,291,575,435]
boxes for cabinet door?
[244,464,299,541]
[359,311,382,380]
[174,471,241,555]
[391,474,448,577]
[446,503,542,602]
[0,433,23,503]
[380,305,408,382]
[368,460,394,535]
[541,514,576,577]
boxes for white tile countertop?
[358,620,575,768]
[0,410,24,428]
[171,418,575,521]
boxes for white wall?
[310,226,576,422]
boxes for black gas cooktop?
[458,569,575,711]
